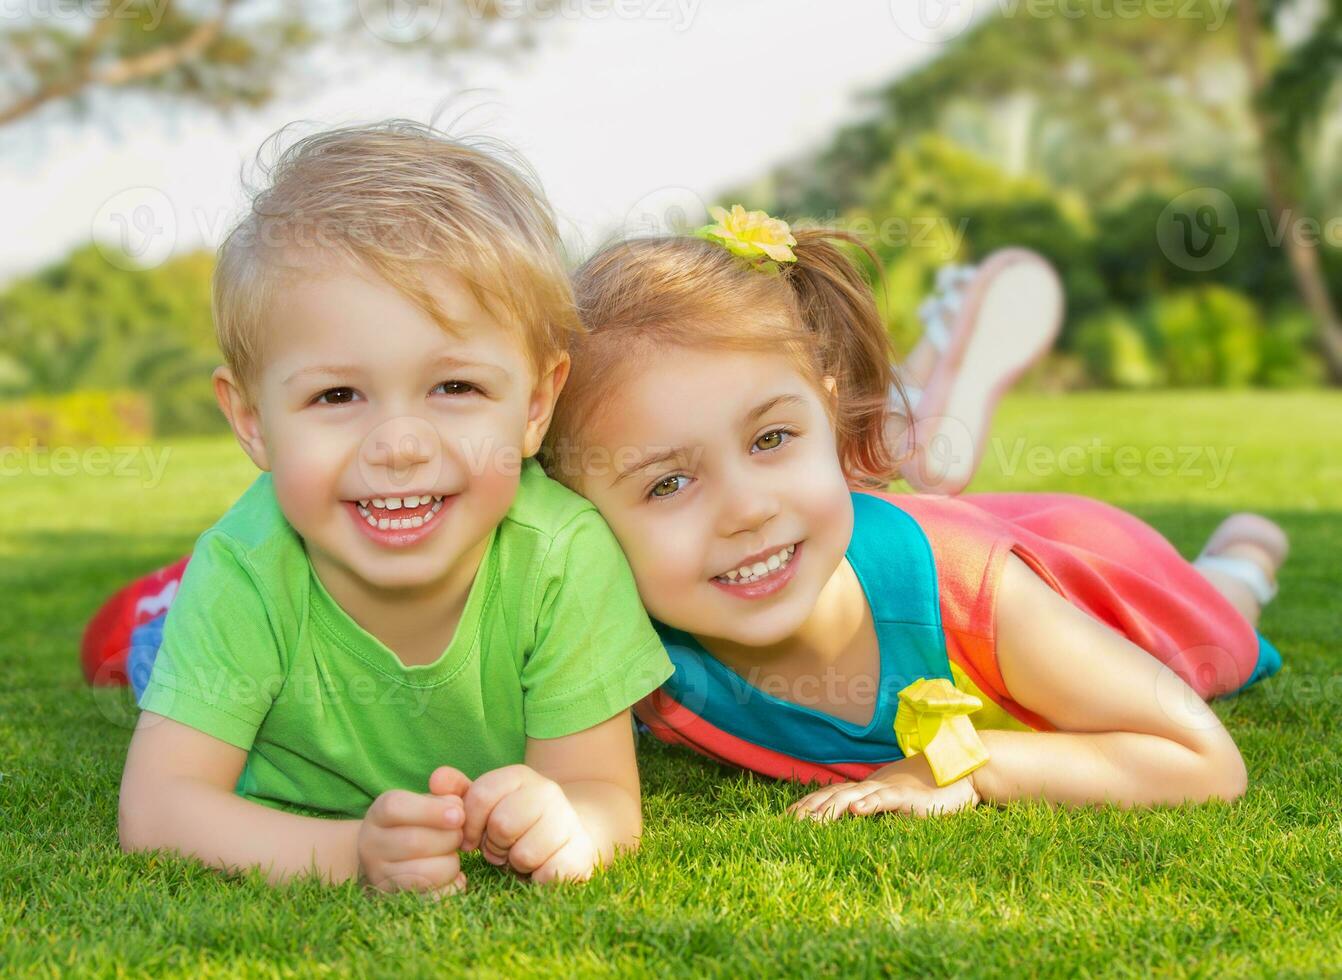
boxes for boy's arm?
[453,710,642,883]
[119,711,361,883]
[972,552,1248,807]
[120,712,469,892]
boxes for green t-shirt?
[137,457,673,818]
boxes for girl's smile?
[710,540,803,600]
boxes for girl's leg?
[1193,513,1290,628]
[889,250,1064,496]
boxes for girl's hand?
[787,753,981,821]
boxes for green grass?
[3,390,1341,977]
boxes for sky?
[0,0,953,284]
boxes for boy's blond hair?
[213,120,581,390]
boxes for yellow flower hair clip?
[695,204,798,274]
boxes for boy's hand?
[787,753,981,821]
[357,766,471,895]
[460,764,598,884]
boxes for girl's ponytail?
[784,228,910,487]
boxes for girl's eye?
[432,380,478,396]
[315,387,358,405]
[753,428,793,452]
[649,474,688,500]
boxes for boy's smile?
[346,493,452,548]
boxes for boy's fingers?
[429,765,472,798]
[499,804,567,875]
[370,789,458,829]
[461,766,531,850]
[482,783,552,858]
[427,871,469,900]
[531,839,594,885]
[380,825,465,863]
[372,854,463,894]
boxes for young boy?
[116,122,673,895]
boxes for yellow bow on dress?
[893,677,990,787]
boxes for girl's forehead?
[591,347,821,446]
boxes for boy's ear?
[213,366,271,472]
[522,352,571,458]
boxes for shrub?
[0,390,152,449]
[1074,309,1162,388]
[1149,286,1262,387]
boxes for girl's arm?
[119,712,468,892]
[792,553,1247,820]
[971,552,1248,807]
[453,710,643,883]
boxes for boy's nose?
[359,414,439,479]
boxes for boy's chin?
[346,554,460,593]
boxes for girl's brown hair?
[543,227,910,488]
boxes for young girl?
[539,206,1287,819]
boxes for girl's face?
[576,345,854,648]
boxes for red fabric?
[80,556,190,685]
[864,490,1260,729]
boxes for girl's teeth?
[717,544,797,584]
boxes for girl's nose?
[716,470,781,538]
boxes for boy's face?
[219,261,564,596]
[575,345,854,650]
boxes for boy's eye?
[649,475,688,499]
[753,428,793,452]
[315,387,358,405]
[432,380,478,396]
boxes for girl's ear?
[523,352,571,458]
[213,366,270,472]
[822,374,838,398]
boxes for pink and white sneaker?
[894,248,1065,495]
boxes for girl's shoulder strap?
[847,489,942,629]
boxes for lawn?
[2,390,1340,977]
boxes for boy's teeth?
[717,544,796,584]
[356,494,448,531]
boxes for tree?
[1,0,553,129]
[1237,0,1342,381]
